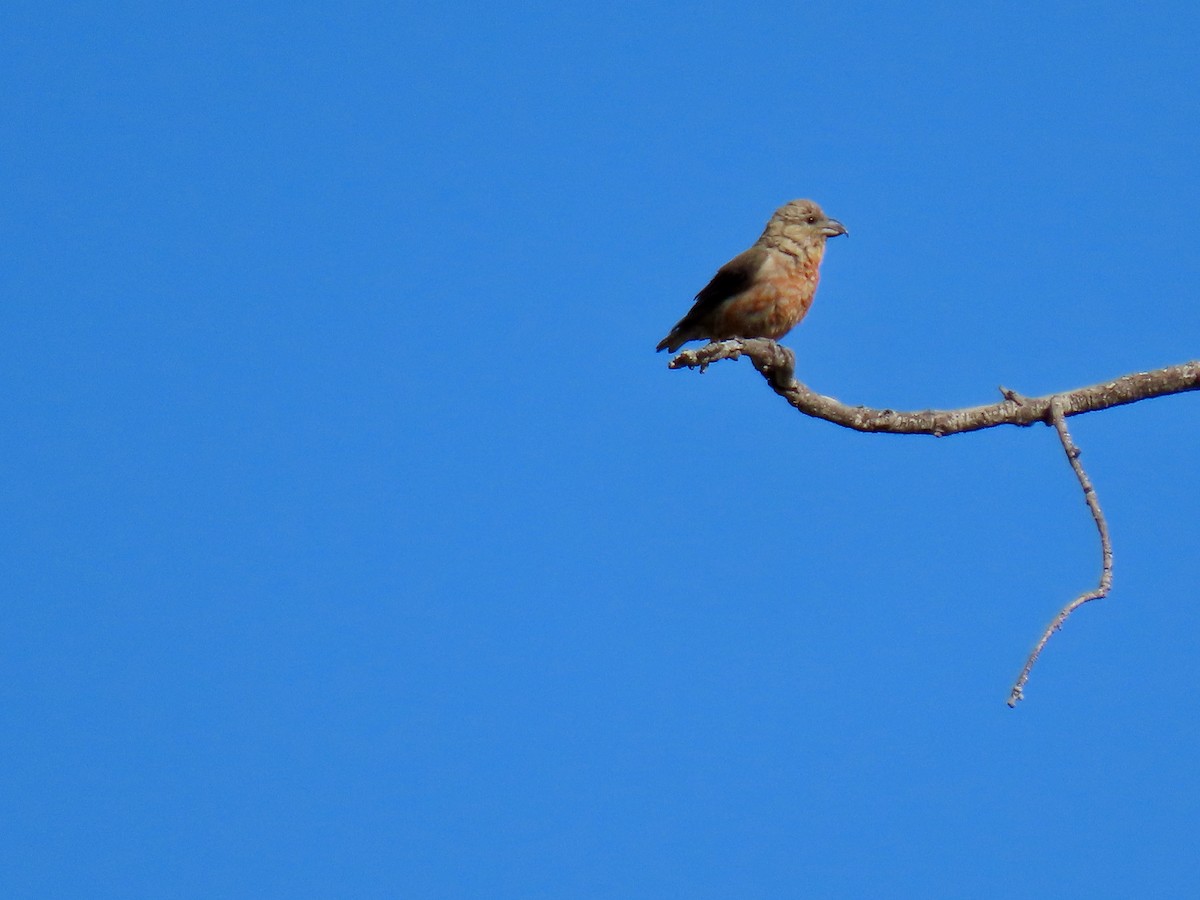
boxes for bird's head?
[767,199,848,246]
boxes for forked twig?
[667,340,1172,705]
[1006,398,1114,707]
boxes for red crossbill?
[656,199,847,353]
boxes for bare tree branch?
[1006,398,1114,706]
[669,339,1200,436]
[668,339,1197,705]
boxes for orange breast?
[709,264,820,340]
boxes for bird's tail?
[655,326,686,353]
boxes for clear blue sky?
[4,2,1200,897]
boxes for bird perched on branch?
[656,199,847,353]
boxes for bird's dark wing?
[686,246,767,320]
[655,245,768,352]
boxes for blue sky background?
[4,2,1200,897]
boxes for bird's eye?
[805,215,818,223]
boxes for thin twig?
[1006,399,1114,706]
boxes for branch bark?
[668,339,1199,705]
[669,339,1200,436]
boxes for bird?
[656,199,847,353]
